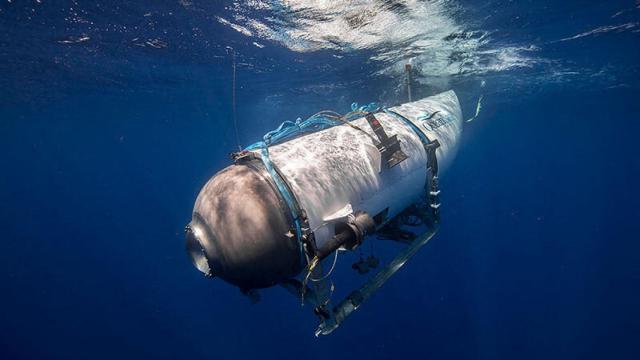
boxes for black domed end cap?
[187,162,303,289]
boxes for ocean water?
[1,1,639,359]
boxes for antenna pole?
[232,50,241,150]
[405,63,412,102]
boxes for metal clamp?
[365,113,409,169]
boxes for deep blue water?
[1,1,639,359]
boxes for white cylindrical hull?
[265,90,463,248]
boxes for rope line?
[231,50,241,150]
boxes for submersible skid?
[186,90,463,333]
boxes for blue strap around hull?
[258,145,306,264]
[382,108,433,147]
[243,113,349,266]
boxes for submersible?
[186,90,462,335]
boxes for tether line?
[231,50,241,150]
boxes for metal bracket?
[230,150,256,163]
[365,113,408,169]
[423,139,441,221]
[314,218,439,336]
